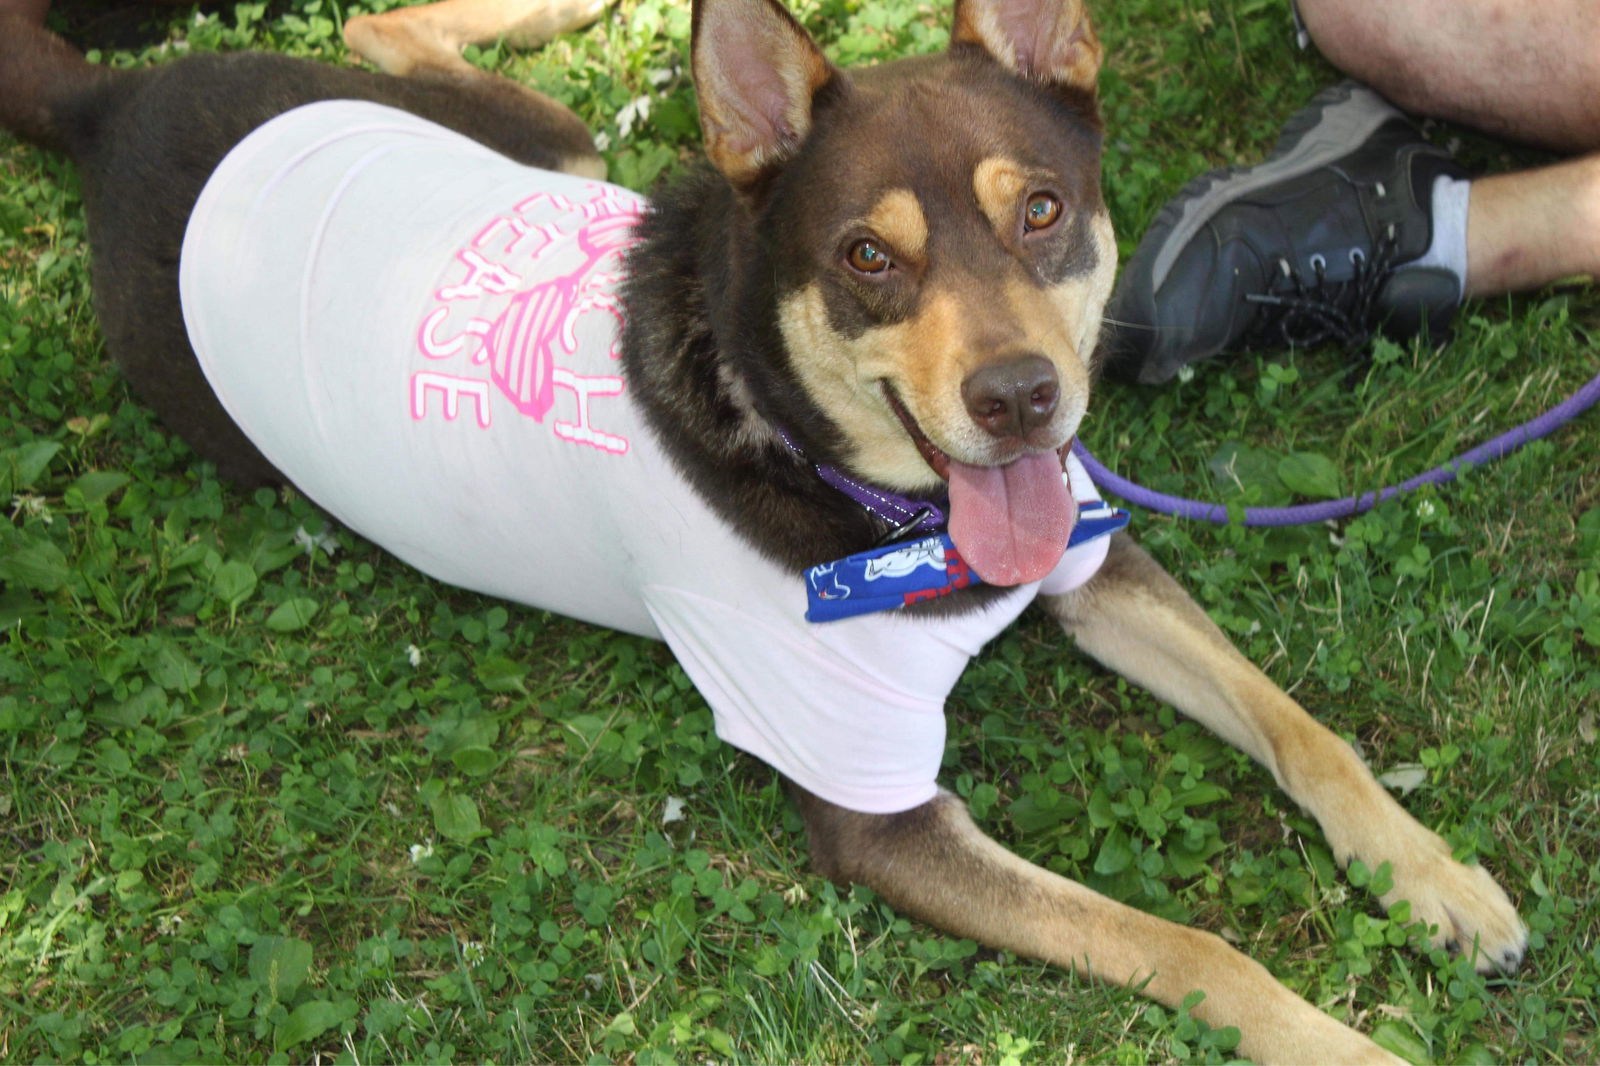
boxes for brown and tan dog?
[0,0,1526,1060]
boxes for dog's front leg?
[790,784,1398,1065]
[1041,533,1527,972]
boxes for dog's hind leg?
[343,0,606,179]
[1041,533,1528,973]
[344,0,604,77]
[792,784,1398,1065]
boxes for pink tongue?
[947,451,1073,586]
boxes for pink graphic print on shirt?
[411,184,643,454]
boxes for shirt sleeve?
[641,583,979,814]
[633,456,1105,813]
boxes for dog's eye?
[847,239,892,274]
[1023,193,1062,232]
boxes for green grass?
[2,0,1598,1062]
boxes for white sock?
[1407,174,1471,292]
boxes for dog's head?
[692,0,1113,585]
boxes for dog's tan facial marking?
[973,156,1029,237]
[971,153,1100,282]
[861,187,928,266]
[779,259,1103,490]
[1039,209,1117,364]
[885,282,1093,466]
[779,284,942,490]
[781,167,1114,486]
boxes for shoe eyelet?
[1349,248,1366,265]
[1375,181,1388,198]
[1277,258,1293,278]
[1309,253,1328,272]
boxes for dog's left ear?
[950,0,1101,91]
[692,0,836,189]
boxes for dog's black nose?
[962,354,1059,441]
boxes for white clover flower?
[461,940,486,967]
[616,96,652,140]
[409,841,434,864]
[294,523,339,556]
[11,494,53,523]
[406,644,423,668]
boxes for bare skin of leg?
[1299,3,1600,296]
[1295,0,1600,153]
[1465,155,1600,295]
[344,0,605,77]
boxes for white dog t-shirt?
[179,100,1114,814]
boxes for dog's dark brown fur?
[0,18,598,484]
[0,0,1529,1060]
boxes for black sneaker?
[1104,81,1468,385]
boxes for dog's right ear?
[950,0,1101,92]
[692,0,835,189]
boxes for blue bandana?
[804,499,1129,622]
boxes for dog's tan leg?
[793,785,1399,1065]
[344,0,604,77]
[1042,533,1527,972]
[343,0,606,180]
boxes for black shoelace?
[1241,222,1399,351]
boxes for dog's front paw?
[1377,833,1527,974]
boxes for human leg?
[1104,82,1600,382]
[1295,0,1600,153]
[1465,154,1600,295]
[1103,1,1600,380]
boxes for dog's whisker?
[1098,314,1173,332]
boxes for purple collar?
[776,427,947,542]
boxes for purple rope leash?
[1074,365,1600,527]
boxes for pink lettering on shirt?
[417,307,493,360]
[438,249,525,301]
[553,368,627,454]
[410,372,493,428]
[410,181,643,455]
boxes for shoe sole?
[1147,81,1406,290]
